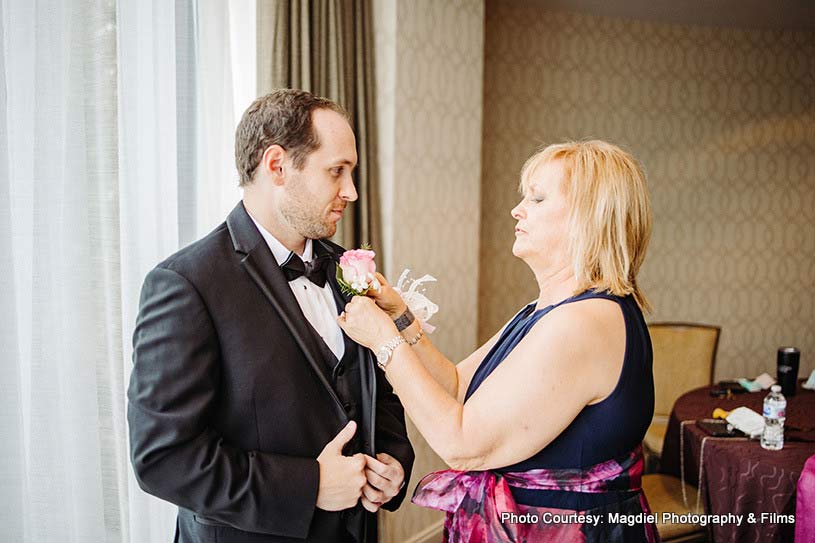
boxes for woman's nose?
[511,202,524,220]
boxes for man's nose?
[340,174,358,202]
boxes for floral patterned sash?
[412,445,659,543]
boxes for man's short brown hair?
[234,89,349,186]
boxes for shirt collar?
[247,213,313,265]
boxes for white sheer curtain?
[1,1,255,541]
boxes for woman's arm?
[398,319,503,402]
[339,296,625,471]
[365,273,503,401]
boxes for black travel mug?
[777,347,800,397]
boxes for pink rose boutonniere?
[337,247,382,296]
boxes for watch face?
[376,347,388,365]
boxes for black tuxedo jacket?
[127,202,414,543]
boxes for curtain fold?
[194,1,244,238]
[2,0,120,541]
[0,5,25,543]
[257,0,381,259]
[117,1,182,541]
[1,1,255,541]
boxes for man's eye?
[331,167,344,176]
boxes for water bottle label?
[763,405,786,419]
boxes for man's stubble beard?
[280,176,337,240]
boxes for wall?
[374,0,485,541]
[479,1,815,381]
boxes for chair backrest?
[649,322,720,416]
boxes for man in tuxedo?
[128,89,414,543]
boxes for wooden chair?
[643,323,720,470]
[642,474,708,542]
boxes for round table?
[660,382,815,543]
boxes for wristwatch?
[393,307,415,332]
[376,335,406,370]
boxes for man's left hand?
[360,452,405,512]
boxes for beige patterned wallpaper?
[374,0,485,541]
[479,2,815,383]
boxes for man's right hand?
[316,421,367,511]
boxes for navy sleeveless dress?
[464,290,655,511]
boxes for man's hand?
[360,452,405,512]
[316,421,367,511]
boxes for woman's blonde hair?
[520,140,653,311]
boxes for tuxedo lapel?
[316,239,377,457]
[227,203,348,422]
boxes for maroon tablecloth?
[660,382,815,543]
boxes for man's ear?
[259,145,287,185]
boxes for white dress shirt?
[249,215,345,360]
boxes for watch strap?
[393,307,415,332]
[377,335,406,371]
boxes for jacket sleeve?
[373,361,415,511]
[127,266,318,538]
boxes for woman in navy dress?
[339,140,658,542]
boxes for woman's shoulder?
[526,294,626,366]
[521,304,619,351]
[542,292,624,328]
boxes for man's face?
[280,108,359,240]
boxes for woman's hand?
[337,296,400,351]
[366,272,407,319]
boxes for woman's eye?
[331,167,344,176]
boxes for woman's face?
[511,159,571,267]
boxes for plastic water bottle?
[761,385,786,451]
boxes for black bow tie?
[280,253,332,287]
